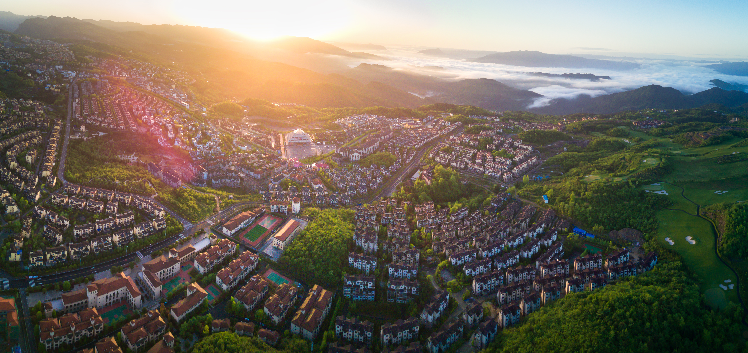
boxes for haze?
[3,0,748,58]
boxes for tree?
[62,281,71,291]
[523,174,530,184]
[255,309,266,323]
[203,324,210,335]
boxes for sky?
[2,0,748,58]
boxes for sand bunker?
[725,279,732,283]
[714,190,729,195]
[665,237,674,245]
[654,190,668,195]
[686,236,696,245]
[720,284,728,290]
[729,284,735,289]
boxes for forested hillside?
[487,260,746,353]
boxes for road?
[368,126,463,202]
[57,79,75,184]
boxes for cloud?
[348,46,748,108]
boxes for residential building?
[170,283,208,323]
[290,285,334,340]
[335,316,374,346]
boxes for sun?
[173,0,352,41]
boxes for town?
[0,12,745,353]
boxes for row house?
[392,248,420,266]
[541,283,563,304]
[335,316,374,346]
[216,251,260,291]
[539,259,569,277]
[463,302,484,327]
[574,254,603,272]
[113,228,134,247]
[565,278,585,294]
[585,277,608,291]
[498,304,521,328]
[94,217,115,234]
[43,226,63,246]
[39,308,104,352]
[235,322,255,337]
[74,223,95,241]
[105,202,118,215]
[605,249,630,268]
[479,241,503,259]
[387,279,419,304]
[494,250,519,271]
[381,318,420,347]
[472,271,505,296]
[535,242,564,268]
[264,283,299,325]
[449,248,477,267]
[290,285,334,340]
[348,253,377,274]
[343,275,375,301]
[642,252,658,271]
[506,265,537,284]
[388,263,417,280]
[235,275,271,312]
[86,199,105,213]
[45,246,67,266]
[194,239,237,274]
[532,274,566,293]
[576,268,607,284]
[170,283,208,323]
[68,241,91,261]
[50,193,68,206]
[91,234,113,254]
[121,310,167,352]
[115,211,135,227]
[520,292,542,315]
[607,261,638,281]
[497,281,532,305]
[354,232,378,254]
[472,319,499,350]
[520,238,541,259]
[68,196,87,210]
[464,258,492,277]
[420,291,449,326]
[426,320,464,353]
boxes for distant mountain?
[15,16,420,108]
[707,62,748,76]
[710,79,748,92]
[0,11,43,32]
[344,63,540,111]
[329,42,387,51]
[472,51,640,70]
[528,72,611,81]
[419,48,445,56]
[534,85,748,115]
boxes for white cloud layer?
[350,47,748,109]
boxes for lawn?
[244,225,268,242]
[656,210,738,309]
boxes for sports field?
[237,214,284,248]
[100,302,131,324]
[263,268,292,286]
[205,284,222,303]
[244,225,268,242]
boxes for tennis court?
[182,264,192,272]
[585,244,602,254]
[257,214,282,228]
[100,302,130,324]
[205,284,222,302]
[263,268,292,286]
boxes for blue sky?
[2,0,747,57]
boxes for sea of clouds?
[351,46,748,109]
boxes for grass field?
[244,225,268,242]
[656,210,738,309]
